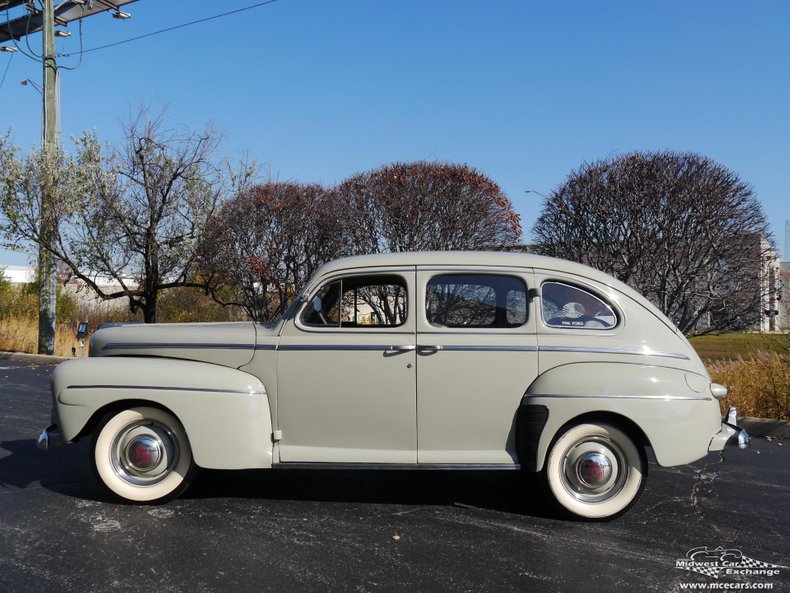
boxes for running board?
[272,462,521,471]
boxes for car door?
[276,267,417,463]
[415,267,538,465]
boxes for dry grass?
[0,316,86,358]
[708,351,790,421]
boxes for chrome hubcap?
[561,436,626,503]
[111,420,179,486]
[577,453,612,487]
[125,435,163,471]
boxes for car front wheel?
[542,422,646,520]
[91,406,195,503]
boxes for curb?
[0,351,71,364]
[739,416,790,440]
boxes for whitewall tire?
[92,406,195,503]
[542,422,646,520]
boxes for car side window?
[302,275,408,328]
[426,274,528,328]
[541,281,617,329]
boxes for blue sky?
[1,0,788,266]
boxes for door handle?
[387,345,416,352]
[417,344,444,352]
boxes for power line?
[3,6,43,62]
[58,0,281,57]
[58,16,83,70]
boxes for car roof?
[316,251,613,284]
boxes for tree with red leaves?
[335,161,521,254]
[199,162,522,321]
[198,181,340,321]
[532,151,774,334]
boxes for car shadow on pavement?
[0,438,93,491]
[1,437,555,518]
[186,467,556,518]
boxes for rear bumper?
[37,424,63,450]
[709,407,751,452]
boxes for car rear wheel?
[91,406,195,503]
[542,422,646,520]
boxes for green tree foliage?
[0,110,254,323]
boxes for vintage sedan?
[38,252,750,519]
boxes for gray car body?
[49,251,732,473]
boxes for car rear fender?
[522,362,722,470]
[51,357,273,470]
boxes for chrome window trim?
[298,272,410,330]
[425,272,530,330]
[538,278,624,332]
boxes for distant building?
[2,263,133,313]
[758,238,781,333]
[1,265,35,284]
[779,261,790,332]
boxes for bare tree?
[335,161,522,254]
[532,151,774,334]
[0,110,252,323]
[197,181,340,321]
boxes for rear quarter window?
[541,281,617,329]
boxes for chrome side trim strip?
[102,342,255,351]
[66,384,264,395]
[277,345,396,351]
[272,462,521,471]
[527,393,712,401]
[441,345,538,352]
[538,345,689,360]
[101,342,687,359]
[280,344,538,353]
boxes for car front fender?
[51,357,273,470]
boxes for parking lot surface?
[1,359,788,593]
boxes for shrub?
[156,287,240,323]
[709,351,790,420]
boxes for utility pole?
[0,0,137,354]
[38,0,58,355]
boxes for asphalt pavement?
[1,359,788,593]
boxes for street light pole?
[38,0,58,355]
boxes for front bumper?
[709,407,751,452]
[36,424,63,450]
